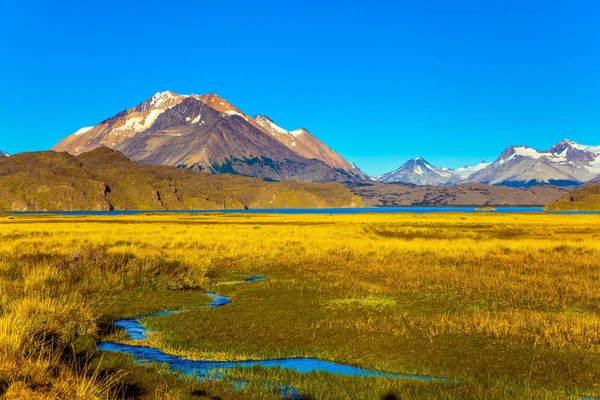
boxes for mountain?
[377,139,600,188]
[53,91,365,182]
[0,148,363,212]
[0,150,9,157]
[253,116,357,172]
[378,157,459,185]
[453,161,490,180]
[347,181,570,207]
[467,140,600,187]
[544,184,600,211]
[53,91,188,154]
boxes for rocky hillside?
[53,91,365,182]
[347,181,570,207]
[544,184,600,211]
[0,148,363,212]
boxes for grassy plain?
[1,212,600,399]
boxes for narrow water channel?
[97,275,444,397]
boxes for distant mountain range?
[0,150,9,157]
[42,91,600,189]
[53,91,366,182]
[379,139,600,187]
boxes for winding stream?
[97,276,444,396]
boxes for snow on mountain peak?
[73,126,94,136]
[0,150,9,157]
[557,139,600,155]
[254,115,289,135]
[453,161,490,179]
[290,129,307,138]
[148,91,179,108]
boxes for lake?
[7,207,600,216]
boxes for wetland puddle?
[98,275,444,397]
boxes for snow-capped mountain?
[469,140,600,187]
[0,150,9,157]
[53,91,366,182]
[54,91,188,155]
[378,157,459,185]
[378,139,600,187]
[453,161,490,180]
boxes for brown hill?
[544,184,600,211]
[0,148,363,212]
[347,181,570,207]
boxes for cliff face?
[0,148,363,212]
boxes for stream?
[97,276,444,397]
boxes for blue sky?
[1,0,599,175]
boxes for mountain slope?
[0,150,9,157]
[253,116,360,174]
[544,184,600,211]
[187,94,362,175]
[53,91,364,181]
[378,157,458,185]
[469,141,600,187]
[114,97,351,182]
[53,91,188,155]
[0,148,363,212]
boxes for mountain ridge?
[53,91,365,182]
[378,139,600,187]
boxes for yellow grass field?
[1,212,600,399]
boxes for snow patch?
[73,126,94,136]
[149,91,178,108]
[225,110,244,118]
[514,146,543,159]
[561,139,600,155]
[113,109,165,135]
[454,161,491,179]
[190,114,202,124]
[255,116,289,135]
[589,158,600,175]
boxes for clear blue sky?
[1,0,599,175]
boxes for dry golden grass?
[1,212,600,398]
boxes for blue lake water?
[98,276,445,398]
[11,207,600,216]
